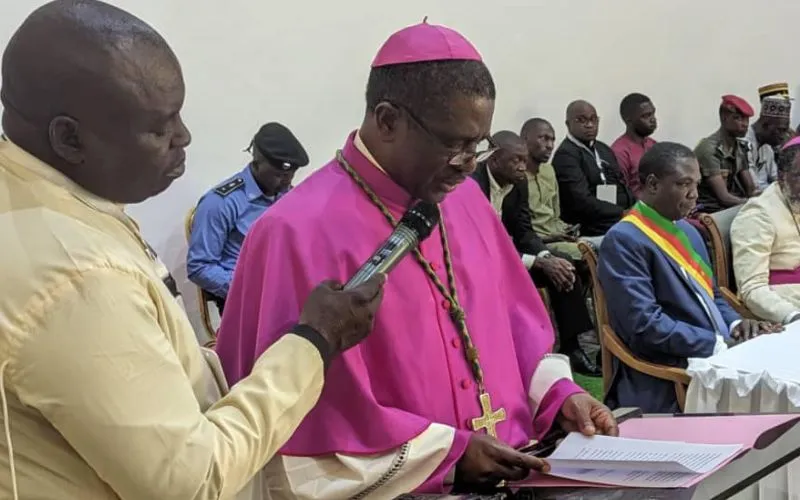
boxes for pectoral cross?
[470,392,506,438]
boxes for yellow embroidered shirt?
[0,138,324,499]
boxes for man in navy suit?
[598,142,780,413]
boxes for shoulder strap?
[214,177,245,196]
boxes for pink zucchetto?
[371,17,482,68]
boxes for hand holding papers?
[455,434,551,489]
[542,433,743,488]
[556,392,619,437]
[515,414,800,489]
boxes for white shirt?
[745,125,778,191]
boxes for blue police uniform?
[187,165,288,301]
[187,122,309,309]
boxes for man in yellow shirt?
[0,1,385,499]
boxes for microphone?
[344,201,440,289]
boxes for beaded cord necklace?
[336,150,506,436]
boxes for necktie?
[682,268,729,339]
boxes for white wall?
[2,0,799,333]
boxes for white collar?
[566,132,607,182]
[566,132,596,152]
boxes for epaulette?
[214,177,245,196]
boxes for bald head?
[487,130,528,185]
[492,130,525,150]
[565,100,599,143]
[3,0,169,122]
[2,0,190,204]
[566,100,596,120]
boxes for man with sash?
[731,137,800,324]
[216,20,617,498]
[598,142,779,413]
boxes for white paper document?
[545,433,744,488]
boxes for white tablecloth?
[687,325,800,499]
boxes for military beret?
[251,122,309,171]
[721,95,754,118]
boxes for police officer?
[187,122,309,312]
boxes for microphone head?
[399,201,440,241]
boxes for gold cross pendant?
[470,392,507,438]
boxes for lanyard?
[567,133,607,184]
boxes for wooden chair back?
[577,241,612,392]
[184,207,219,348]
[696,205,742,290]
[696,207,756,319]
[578,241,691,411]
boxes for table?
[395,409,800,500]
[687,323,800,499]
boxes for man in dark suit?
[473,131,599,376]
[553,100,636,236]
[598,142,781,413]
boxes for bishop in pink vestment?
[216,21,612,499]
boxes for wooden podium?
[393,409,800,500]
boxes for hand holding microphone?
[299,275,386,354]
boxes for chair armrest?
[602,325,691,386]
[720,287,757,320]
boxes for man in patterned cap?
[746,91,791,191]
[187,122,309,312]
[217,20,617,498]
[758,82,796,150]
[695,95,759,213]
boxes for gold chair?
[578,241,691,411]
[184,206,218,348]
[696,209,757,320]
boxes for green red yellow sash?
[623,202,714,297]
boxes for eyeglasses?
[573,115,600,126]
[391,102,498,166]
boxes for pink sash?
[769,266,800,285]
